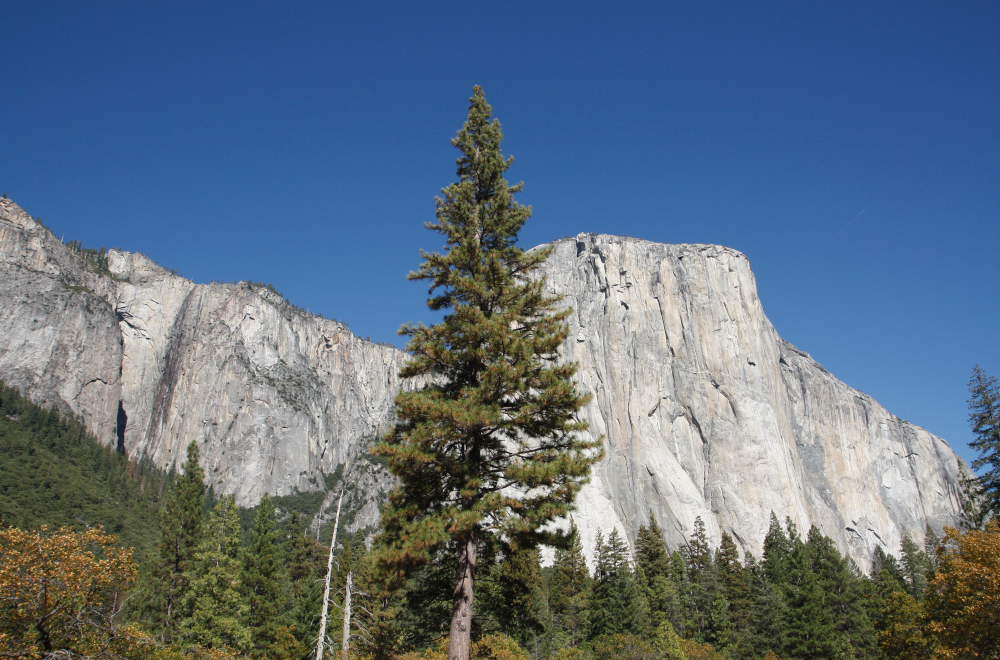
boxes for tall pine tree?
[590,529,648,639]
[149,441,206,641]
[374,86,600,660]
[180,496,252,652]
[547,523,592,649]
[968,365,1000,521]
[242,495,293,658]
[635,517,683,638]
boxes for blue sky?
[2,1,997,464]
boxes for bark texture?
[447,539,476,660]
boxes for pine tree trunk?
[448,538,477,660]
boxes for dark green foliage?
[871,546,907,592]
[635,517,671,583]
[746,552,787,658]
[716,533,753,657]
[388,545,457,650]
[899,535,931,600]
[778,526,878,660]
[547,523,592,651]
[480,546,548,651]
[0,380,166,558]
[589,529,648,639]
[635,518,686,639]
[180,496,252,652]
[666,549,695,637]
[781,529,839,660]
[808,528,877,659]
[683,517,730,647]
[968,365,1000,522]
[65,239,110,274]
[762,513,792,586]
[242,495,293,657]
[372,86,600,656]
[284,515,327,655]
[146,441,207,642]
[376,84,600,563]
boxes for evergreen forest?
[1,378,998,659]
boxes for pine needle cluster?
[375,86,601,572]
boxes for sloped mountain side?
[0,198,965,566]
[0,197,400,529]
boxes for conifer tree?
[762,513,791,586]
[150,441,206,641]
[634,517,671,585]
[806,527,876,659]
[635,518,682,637]
[683,517,720,641]
[745,551,786,659]
[666,549,694,637]
[899,535,930,600]
[242,495,292,657]
[480,546,547,651]
[716,533,752,657]
[374,86,600,660]
[391,545,456,650]
[589,529,647,639]
[871,546,906,592]
[180,496,252,652]
[781,531,838,660]
[285,515,327,656]
[968,365,1000,520]
[548,523,592,649]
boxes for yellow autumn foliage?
[926,521,1000,660]
[392,633,529,660]
[0,525,145,659]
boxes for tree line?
[2,464,998,660]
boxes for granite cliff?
[0,198,964,565]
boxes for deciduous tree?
[926,522,1000,659]
[0,526,147,658]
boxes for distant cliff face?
[0,197,402,527]
[542,234,963,566]
[0,198,965,565]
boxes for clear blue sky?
[3,1,997,464]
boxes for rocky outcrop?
[544,234,963,566]
[0,198,122,444]
[0,198,965,564]
[0,197,404,523]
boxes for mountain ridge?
[0,197,965,567]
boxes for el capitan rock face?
[0,197,965,565]
[542,233,963,565]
